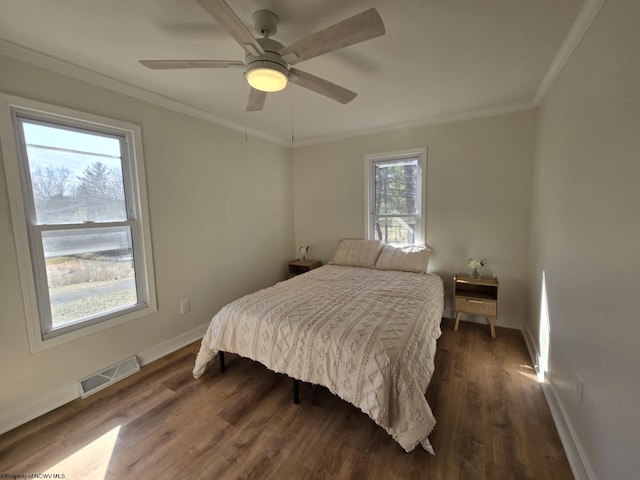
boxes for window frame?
[364,147,427,245]
[0,94,157,352]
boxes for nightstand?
[453,274,499,338]
[288,259,322,278]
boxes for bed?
[193,240,444,453]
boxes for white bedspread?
[193,265,444,452]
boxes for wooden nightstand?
[288,259,322,278]
[453,274,499,338]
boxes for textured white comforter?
[193,265,444,452]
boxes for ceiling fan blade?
[196,0,264,55]
[246,88,267,112]
[288,68,357,105]
[139,60,244,70]
[279,8,385,65]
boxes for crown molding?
[300,0,607,147]
[291,102,536,148]
[534,0,606,105]
[0,0,606,150]
[0,39,289,147]
[0,38,533,149]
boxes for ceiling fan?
[139,0,385,112]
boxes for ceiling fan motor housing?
[140,3,383,107]
[246,37,287,70]
[245,37,289,91]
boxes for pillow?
[330,239,384,268]
[374,244,431,273]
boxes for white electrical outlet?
[180,299,191,314]
[575,374,584,403]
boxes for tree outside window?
[0,99,156,350]
[373,159,419,244]
[365,149,426,246]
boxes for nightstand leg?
[486,316,496,338]
[454,312,462,331]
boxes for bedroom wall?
[526,0,639,478]
[0,55,294,431]
[291,109,537,329]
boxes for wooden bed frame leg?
[219,351,225,373]
[293,379,299,404]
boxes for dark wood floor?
[0,319,573,480]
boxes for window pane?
[21,121,127,224]
[42,226,137,329]
[373,216,416,244]
[374,159,418,215]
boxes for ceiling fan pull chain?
[290,86,294,144]
[243,76,249,141]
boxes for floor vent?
[79,356,140,398]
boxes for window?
[365,148,427,245]
[0,95,156,351]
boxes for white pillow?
[375,244,431,273]
[330,239,384,268]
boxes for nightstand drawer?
[454,297,497,316]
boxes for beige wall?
[526,0,639,477]
[0,55,294,425]
[292,109,537,328]
[3,2,637,476]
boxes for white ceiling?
[0,0,586,145]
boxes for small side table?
[453,274,499,338]
[288,259,322,278]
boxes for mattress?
[193,264,444,452]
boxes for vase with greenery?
[467,258,487,280]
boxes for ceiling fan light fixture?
[140,4,385,111]
[246,62,288,92]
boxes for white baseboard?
[522,327,595,480]
[136,323,208,366]
[521,324,540,372]
[0,323,209,435]
[0,383,78,436]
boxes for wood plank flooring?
[0,319,573,479]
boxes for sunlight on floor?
[517,364,540,382]
[44,425,120,479]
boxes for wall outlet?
[180,299,191,314]
[575,374,584,403]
